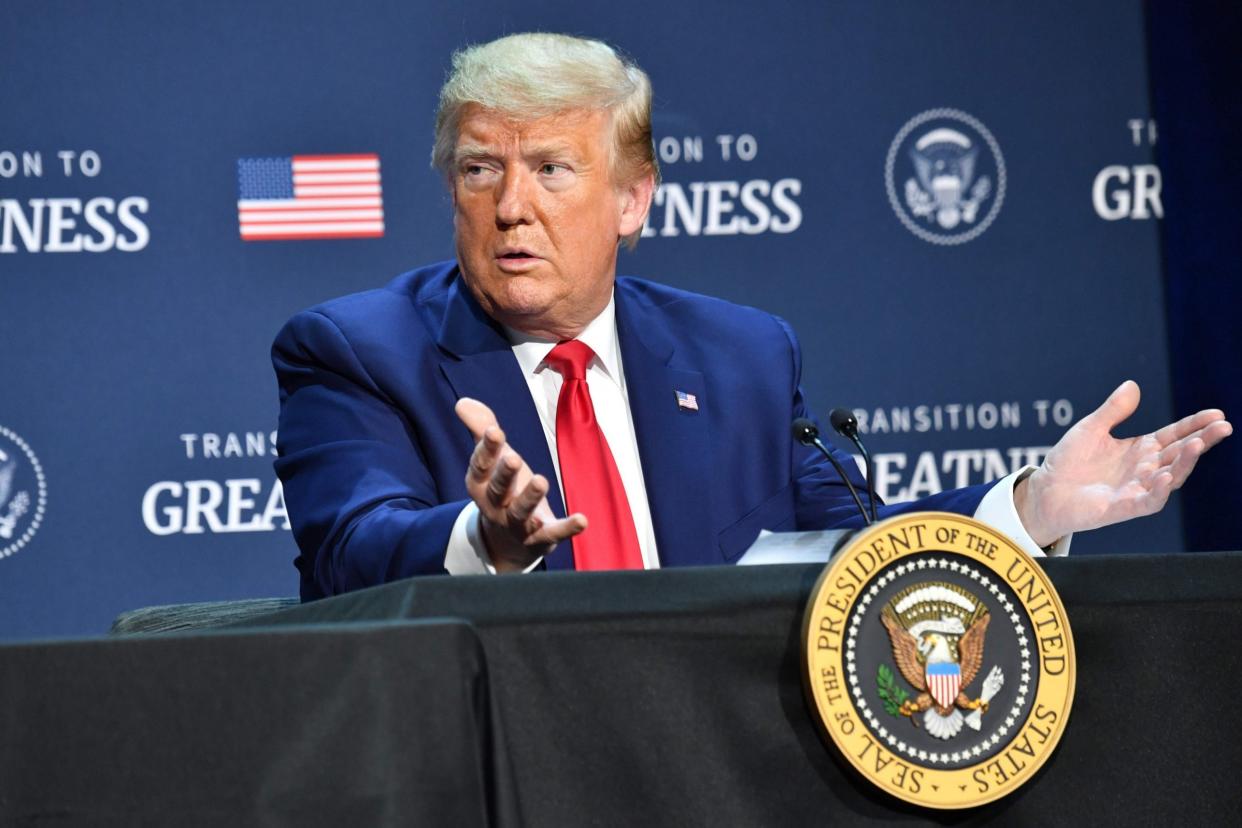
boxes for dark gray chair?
[109,598,299,635]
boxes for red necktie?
[545,340,644,570]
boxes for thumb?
[1085,380,1141,432]
[455,397,499,440]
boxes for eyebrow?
[453,145,495,165]
[452,141,583,166]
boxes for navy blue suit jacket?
[273,261,991,600]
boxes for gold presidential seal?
[802,512,1074,809]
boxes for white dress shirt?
[444,294,1067,574]
[444,293,659,574]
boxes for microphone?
[792,418,872,526]
[829,408,878,523]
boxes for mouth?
[494,247,543,271]
[496,246,539,259]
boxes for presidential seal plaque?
[802,512,1074,809]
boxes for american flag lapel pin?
[675,390,699,411]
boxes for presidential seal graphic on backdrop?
[885,109,1007,245]
[803,513,1074,809]
[0,425,47,559]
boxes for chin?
[493,278,559,319]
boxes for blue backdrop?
[1,0,1226,640]
[1148,0,1242,552]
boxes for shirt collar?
[504,291,620,381]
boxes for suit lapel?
[615,282,720,568]
[435,277,573,566]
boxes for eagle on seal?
[881,607,991,740]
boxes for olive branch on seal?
[877,664,909,717]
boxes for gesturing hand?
[455,397,587,572]
[1014,380,1232,547]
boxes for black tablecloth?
[0,621,510,827]
[4,553,1242,826]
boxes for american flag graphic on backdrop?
[236,154,384,240]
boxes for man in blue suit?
[274,33,1230,601]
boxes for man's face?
[451,105,651,339]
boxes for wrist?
[1013,468,1058,549]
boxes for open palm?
[455,397,587,571]
[1017,381,1232,547]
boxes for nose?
[495,166,534,227]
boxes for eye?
[459,163,499,189]
[540,163,568,176]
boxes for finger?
[1157,419,1233,466]
[1199,418,1234,451]
[455,397,499,441]
[527,513,588,547]
[529,496,559,525]
[507,474,549,523]
[1153,408,1227,447]
[1167,437,1204,489]
[1133,470,1174,517]
[505,474,550,538]
[466,425,506,485]
[486,452,521,508]
[1082,380,1140,432]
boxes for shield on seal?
[926,661,961,708]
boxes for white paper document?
[735,528,855,566]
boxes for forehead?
[454,105,611,155]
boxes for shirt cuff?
[973,467,1072,558]
[443,502,544,575]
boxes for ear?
[617,173,656,238]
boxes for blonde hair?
[432,33,659,248]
